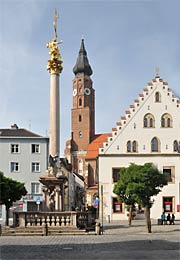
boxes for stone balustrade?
[13,211,90,228]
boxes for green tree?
[113,167,137,226]
[113,163,168,233]
[0,172,27,226]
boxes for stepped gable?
[99,76,180,154]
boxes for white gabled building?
[98,75,180,221]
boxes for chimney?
[11,124,19,129]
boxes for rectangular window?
[163,197,174,213]
[113,198,123,213]
[11,162,19,172]
[163,166,175,183]
[11,144,20,153]
[31,183,40,194]
[31,144,40,153]
[112,168,122,183]
[32,162,40,172]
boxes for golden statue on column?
[47,9,63,74]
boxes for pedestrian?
[167,213,171,224]
[170,214,175,225]
[161,212,166,225]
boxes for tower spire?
[73,38,93,76]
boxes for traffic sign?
[93,198,99,208]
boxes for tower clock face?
[73,89,77,96]
[84,88,91,95]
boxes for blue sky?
[0,0,180,156]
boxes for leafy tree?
[0,172,27,226]
[113,167,137,226]
[113,163,168,233]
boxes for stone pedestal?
[40,175,67,212]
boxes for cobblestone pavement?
[1,220,180,260]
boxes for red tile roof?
[86,133,111,159]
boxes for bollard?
[43,223,48,236]
[95,221,101,235]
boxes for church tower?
[67,38,95,180]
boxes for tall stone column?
[49,73,60,157]
[46,9,63,160]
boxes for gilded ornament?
[47,9,63,74]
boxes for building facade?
[0,124,49,214]
[98,75,180,221]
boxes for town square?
[0,0,180,259]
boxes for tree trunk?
[144,205,151,233]
[5,205,9,226]
[128,205,133,226]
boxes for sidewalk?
[102,219,180,236]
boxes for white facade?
[0,125,49,214]
[98,76,180,221]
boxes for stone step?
[1,226,96,236]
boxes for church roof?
[73,38,93,76]
[86,133,111,159]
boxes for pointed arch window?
[173,140,178,152]
[161,113,172,128]
[151,137,161,152]
[143,113,155,128]
[132,140,138,152]
[155,91,161,102]
[127,141,131,153]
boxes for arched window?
[144,117,147,127]
[150,118,153,128]
[79,115,82,122]
[151,137,161,152]
[127,141,131,152]
[155,91,161,102]
[79,131,82,138]
[173,140,178,152]
[79,98,82,106]
[143,113,155,128]
[132,141,138,152]
[161,113,173,128]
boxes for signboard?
[93,198,99,208]
[36,196,41,204]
